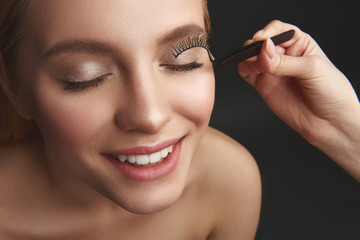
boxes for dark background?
[207,0,360,239]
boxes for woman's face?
[16,0,214,214]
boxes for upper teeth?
[115,145,173,166]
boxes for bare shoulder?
[196,127,261,240]
[198,127,260,185]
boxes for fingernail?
[253,30,264,39]
[266,39,276,59]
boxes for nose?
[115,68,171,134]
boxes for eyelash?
[63,62,203,91]
[63,74,111,91]
[170,33,211,58]
[161,62,204,72]
[62,35,211,91]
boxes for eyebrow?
[43,24,207,59]
[43,40,112,58]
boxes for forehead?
[26,0,205,51]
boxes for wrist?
[309,109,360,182]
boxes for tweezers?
[209,29,295,66]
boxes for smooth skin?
[0,129,261,239]
[0,0,260,239]
[238,20,360,182]
[0,1,358,240]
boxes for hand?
[237,20,360,181]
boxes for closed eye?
[160,62,204,72]
[63,73,111,91]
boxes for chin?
[114,189,182,215]
[97,179,184,215]
[122,199,175,215]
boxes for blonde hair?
[203,0,211,34]
[0,0,211,144]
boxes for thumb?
[258,38,319,79]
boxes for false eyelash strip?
[171,33,211,58]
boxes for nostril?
[115,99,171,134]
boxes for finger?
[237,59,261,87]
[242,39,254,46]
[252,20,327,59]
[276,45,286,55]
[257,38,326,79]
[252,20,317,57]
[252,20,300,45]
[238,45,285,87]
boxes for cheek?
[31,88,111,151]
[15,50,111,153]
[171,69,215,126]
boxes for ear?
[0,55,33,120]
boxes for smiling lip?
[106,138,183,182]
[108,138,180,156]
